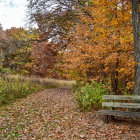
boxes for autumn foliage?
[0,27,36,74]
[0,0,135,94]
[64,0,134,93]
[31,41,62,78]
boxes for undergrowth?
[73,81,109,111]
[0,76,56,107]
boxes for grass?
[0,75,57,107]
[2,74,76,87]
[0,74,75,107]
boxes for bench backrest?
[102,95,140,109]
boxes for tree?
[31,41,61,78]
[27,0,77,40]
[27,0,91,42]
[0,27,38,74]
[64,0,134,93]
[132,0,140,95]
[0,24,2,33]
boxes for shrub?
[74,81,108,111]
[0,67,11,74]
[72,80,85,92]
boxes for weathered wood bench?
[96,95,140,124]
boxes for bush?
[0,67,11,74]
[74,81,108,111]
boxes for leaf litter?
[0,87,140,139]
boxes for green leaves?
[0,67,11,74]
[74,81,108,111]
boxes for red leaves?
[31,41,59,77]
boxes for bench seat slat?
[102,102,140,109]
[96,109,140,118]
[103,95,140,100]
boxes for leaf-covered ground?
[0,87,140,139]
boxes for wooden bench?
[96,95,140,124]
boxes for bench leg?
[110,115,115,121]
[104,115,109,124]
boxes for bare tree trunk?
[132,0,140,95]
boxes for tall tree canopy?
[28,0,78,40]
[63,0,134,93]
[27,0,91,42]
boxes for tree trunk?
[132,0,140,95]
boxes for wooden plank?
[103,95,140,101]
[96,109,140,118]
[102,102,140,109]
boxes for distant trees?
[0,25,62,77]
[0,27,37,74]
[31,41,60,77]
[0,24,2,32]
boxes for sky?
[0,0,28,30]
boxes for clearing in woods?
[0,87,140,139]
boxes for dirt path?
[0,87,140,139]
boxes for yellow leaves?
[12,28,38,42]
[119,68,127,74]
[63,0,134,90]
[127,81,134,90]
[94,0,101,5]
[111,20,119,27]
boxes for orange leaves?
[63,0,134,93]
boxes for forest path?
[0,87,140,139]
